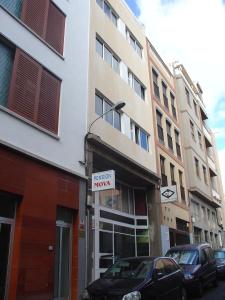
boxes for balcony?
[167,135,173,152]
[161,173,168,187]
[153,82,160,99]
[180,185,186,202]
[157,125,164,143]
[176,143,181,159]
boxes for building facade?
[0,0,89,299]
[173,64,224,248]
[147,41,190,254]
[86,0,160,283]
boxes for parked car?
[166,243,217,297]
[214,248,225,278]
[84,256,186,300]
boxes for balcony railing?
[176,143,181,159]
[180,185,186,202]
[161,174,168,187]
[153,82,160,99]
[167,135,173,151]
[157,125,164,143]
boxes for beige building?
[85,0,161,283]
[173,63,224,248]
[147,41,190,254]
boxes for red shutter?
[8,49,42,122]
[46,2,65,54]
[37,69,60,133]
[21,0,49,38]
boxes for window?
[198,132,203,149]
[202,166,207,185]
[185,87,191,107]
[174,130,181,159]
[166,121,173,152]
[170,164,175,185]
[95,93,122,131]
[0,43,60,133]
[130,121,149,151]
[96,37,120,74]
[190,120,195,141]
[126,28,142,57]
[0,0,65,54]
[162,81,168,109]
[97,0,118,26]
[160,155,167,187]
[128,71,145,100]
[179,171,185,202]
[170,93,177,119]
[152,69,160,98]
[193,100,198,117]
[194,157,200,178]
[156,110,164,143]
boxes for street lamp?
[80,101,126,166]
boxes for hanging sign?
[160,185,177,203]
[92,170,115,192]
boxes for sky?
[125,0,225,192]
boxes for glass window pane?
[114,233,135,257]
[104,102,113,125]
[134,78,141,97]
[100,231,113,253]
[99,189,113,208]
[121,185,129,213]
[96,0,103,8]
[56,207,73,223]
[95,94,103,116]
[96,39,103,57]
[104,1,111,17]
[140,130,148,151]
[141,86,145,100]
[111,12,117,26]
[136,233,150,256]
[136,43,142,57]
[0,42,14,107]
[130,36,136,50]
[129,189,135,215]
[112,184,122,211]
[114,111,121,131]
[112,56,120,74]
[135,126,139,144]
[0,192,16,218]
[0,0,23,17]
[104,46,112,66]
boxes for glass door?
[54,221,72,300]
[0,219,12,300]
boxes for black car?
[214,248,225,278]
[85,256,186,300]
[166,243,217,297]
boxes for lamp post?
[84,100,126,285]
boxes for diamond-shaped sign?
[161,185,177,203]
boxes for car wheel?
[180,287,187,300]
[196,281,203,298]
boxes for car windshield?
[103,258,153,279]
[167,250,199,265]
[214,251,225,259]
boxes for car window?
[155,259,166,277]
[163,258,179,275]
[167,250,198,265]
[214,251,225,259]
[201,249,207,264]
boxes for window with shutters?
[0,41,61,134]
[0,0,65,54]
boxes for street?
[189,280,225,300]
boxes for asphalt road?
[189,280,225,300]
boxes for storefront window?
[114,233,135,258]
[99,189,113,208]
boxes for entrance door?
[54,221,72,300]
[0,219,12,300]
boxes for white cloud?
[137,0,225,115]
[218,148,225,194]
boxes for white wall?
[0,0,90,177]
